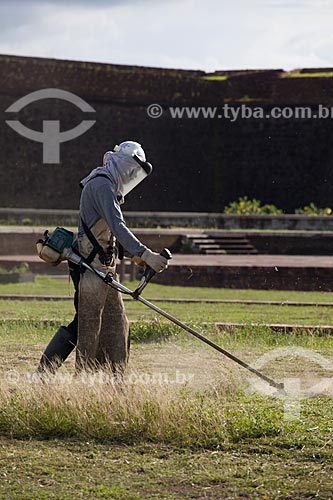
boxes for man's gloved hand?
[141,248,169,273]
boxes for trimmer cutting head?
[274,384,287,397]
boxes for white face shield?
[103,146,153,197]
[121,155,153,196]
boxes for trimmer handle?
[132,248,172,299]
[143,248,172,283]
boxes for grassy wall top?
[2,54,333,104]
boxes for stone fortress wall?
[1,54,333,213]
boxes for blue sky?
[0,0,332,71]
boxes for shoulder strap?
[80,173,115,265]
[81,218,110,265]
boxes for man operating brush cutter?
[37,141,169,377]
[36,141,284,394]
[36,222,285,394]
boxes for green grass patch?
[3,320,333,353]
[2,275,333,304]
[0,382,333,498]
[101,281,333,304]
[201,75,228,81]
[1,436,332,500]
[1,297,333,326]
[0,275,72,295]
[281,71,333,78]
[0,299,74,322]
[125,300,333,325]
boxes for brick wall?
[1,55,333,212]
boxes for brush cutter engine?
[36,227,82,266]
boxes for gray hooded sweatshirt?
[78,152,146,257]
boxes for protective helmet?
[113,141,146,162]
[103,140,152,196]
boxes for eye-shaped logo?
[5,88,96,164]
[248,346,333,420]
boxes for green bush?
[224,198,333,216]
[223,196,283,215]
[295,202,332,216]
[21,218,33,226]
[130,318,180,343]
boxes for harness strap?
[80,174,116,266]
[80,218,113,266]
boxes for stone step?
[198,243,256,249]
[185,234,258,255]
[201,248,258,255]
[190,238,250,244]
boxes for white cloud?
[0,0,332,71]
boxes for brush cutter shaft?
[78,259,284,392]
[137,295,284,391]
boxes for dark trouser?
[37,262,80,373]
[75,266,130,374]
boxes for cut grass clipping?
[1,373,333,448]
[2,318,333,447]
